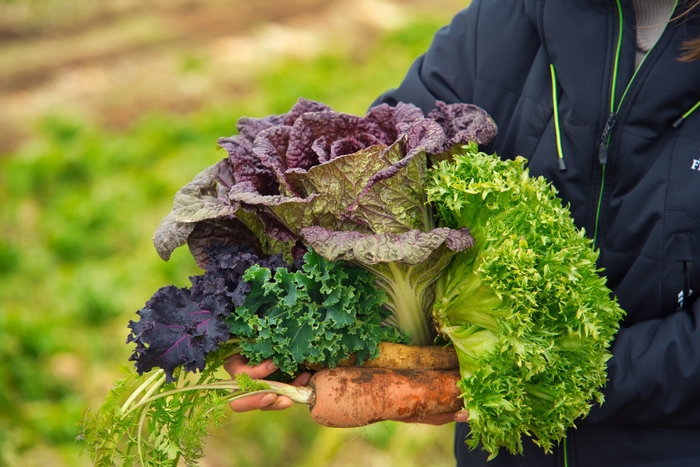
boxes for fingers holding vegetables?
[223,361,465,427]
[224,355,277,380]
[224,345,464,425]
[224,355,311,412]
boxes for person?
[227,0,700,465]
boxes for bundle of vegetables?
[82,245,414,466]
[81,98,624,465]
[126,244,406,383]
[153,98,494,345]
[427,144,625,457]
[82,99,497,466]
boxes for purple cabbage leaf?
[151,98,496,344]
[153,159,295,266]
[153,98,495,263]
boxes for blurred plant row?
[0,9,462,467]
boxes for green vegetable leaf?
[300,226,473,345]
[81,345,236,467]
[227,249,403,374]
[427,143,625,457]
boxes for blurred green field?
[0,1,467,466]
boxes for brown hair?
[678,0,700,61]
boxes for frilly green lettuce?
[427,142,625,457]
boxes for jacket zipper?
[593,0,679,245]
[563,1,681,464]
[593,0,624,245]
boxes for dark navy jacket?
[375,0,700,465]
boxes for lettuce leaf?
[427,143,625,457]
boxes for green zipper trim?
[594,165,607,244]
[615,0,677,113]
[549,64,567,171]
[593,0,625,244]
[609,0,624,114]
[615,53,651,119]
[593,0,677,244]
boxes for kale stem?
[177,367,186,388]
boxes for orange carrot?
[307,367,462,427]
[304,342,459,371]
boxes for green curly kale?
[82,249,403,466]
[427,143,625,458]
[229,248,405,374]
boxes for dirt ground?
[0,0,466,153]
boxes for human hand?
[224,354,311,412]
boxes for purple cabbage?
[153,98,496,264]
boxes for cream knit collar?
[632,0,676,65]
